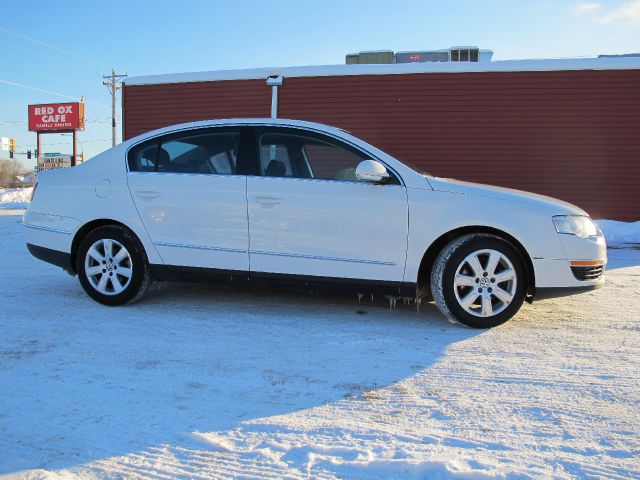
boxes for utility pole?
[102,68,127,146]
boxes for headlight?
[552,215,599,238]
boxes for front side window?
[257,130,370,182]
[128,128,240,174]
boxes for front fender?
[405,188,566,284]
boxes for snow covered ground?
[0,188,32,210]
[1,209,639,479]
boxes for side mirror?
[355,160,390,184]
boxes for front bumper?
[533,257,606,289]
[532,228,606,299]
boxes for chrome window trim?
[127,171,243,179]
[244,174,405,188]
[124,122,406,187]
[126,126,242,176]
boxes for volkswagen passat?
[24,119,606,328]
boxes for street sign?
[36,155,72,173]
[28,102,85,132]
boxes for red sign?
[28,102,85,132]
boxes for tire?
[76,225,150,306]
[430,234,527,328]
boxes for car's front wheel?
[431,234,527,328]
[76,225,150,306]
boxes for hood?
[425,176,588,216]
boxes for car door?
[246,126,409,282]
[127,126,249,271]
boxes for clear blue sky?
[1,0,639,168]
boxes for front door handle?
[135,190,161,200]
[254,196,282,206]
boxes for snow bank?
[0,188,32,209]
[597,220,640,247]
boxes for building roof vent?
[346,50,395,64]
[346,47,493,64]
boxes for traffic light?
[34,148,38,158]
[27,150,32,159]
[9,138,15,159]
[9,150,13,159]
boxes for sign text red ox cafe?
[28,102,85,132]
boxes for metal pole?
[271,85,278,119]
[72,131,77,166]
[266,75,283,119]
[111,69,117,146]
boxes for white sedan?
[24,119,607,328]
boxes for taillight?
[30,182,38,202]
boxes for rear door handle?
[135,190,161,200]
[254,196,282,206]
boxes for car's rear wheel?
[76,225,150,306]
[431,234,526,328]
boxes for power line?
[0,26,110,68]
[0,78,109,108]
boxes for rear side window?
[128,142,158,172]
[128,128,240,174]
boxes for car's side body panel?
[23,212,80,253]
[247,176,409,281]
[24,143,163,266]
[127,172,250,270]
[404,187,606,289]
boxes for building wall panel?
[123,70,640,221]
[123,79,270,139]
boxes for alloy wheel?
[84,238,133,296]
[453,248,518,318]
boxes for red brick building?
[123,57,640,221]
